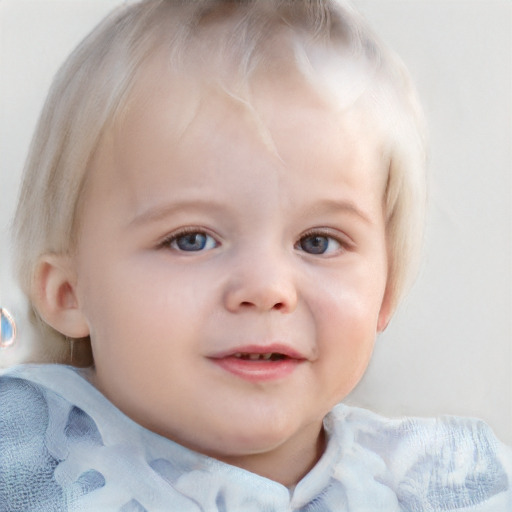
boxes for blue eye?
[298,234,342,255]
[166,231,217,252]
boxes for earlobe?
[377,287,394,333]
[32,255,90,338]
[377,309,391,333]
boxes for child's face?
[69,68,391,476]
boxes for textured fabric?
[1,365,511,511]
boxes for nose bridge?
[223,240,298,313]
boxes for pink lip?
[209,344,306,382]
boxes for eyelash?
[295,229,352,256]
[158,227,352,255]
[159,227,220,253]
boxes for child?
[2,0,511,510]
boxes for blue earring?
[0,308,16,348]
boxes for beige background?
[1,1,511,443]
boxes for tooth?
[262,353,272,360]
[234,353,242,358]
[248,354,260,361]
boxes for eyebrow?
[128,197,374,228]
[128,199,226,227]
[308,199,374,225]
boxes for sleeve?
[0,376,66,512]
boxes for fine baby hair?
[13,0,426,365]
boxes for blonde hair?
[13,0,427,364]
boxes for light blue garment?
[1,364,511,511]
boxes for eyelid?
[296,228,355,252]
[158,226,221,251]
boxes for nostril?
[223,278,298,314]
[239,301,286,311]
[233,300,288,312]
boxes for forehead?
[124,6,379,118]
[82,33,389,217]
[121,32,383,147]
[108,63,383,172]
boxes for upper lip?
[209,343,307,360]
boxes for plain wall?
[1,1,511,443]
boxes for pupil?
[177,233,206,251]
[301,235,328,254]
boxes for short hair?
[12,0,427,364]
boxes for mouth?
[231,352,291,361]
[209,344,306,382]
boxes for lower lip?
[211,356,303,382]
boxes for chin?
[225,418,320,457]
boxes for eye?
[163,230,218,252]
[296,232,343,255]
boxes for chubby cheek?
[80,265,193,415]
[309,271,384,402]
[84,255,216,373]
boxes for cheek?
[310,264,386,328]
[316,290,379,354]
[307,267,384,373]
[83,257,214,352]
[312,291,378,403]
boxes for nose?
[223,250,298,314]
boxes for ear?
[32,255,90,338]
[377,284,394,333]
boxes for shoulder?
[0,373,53,465]
[329,404,512,511]
[0,365,104,510]
[0,364,104,450]
[0,368,67,510]
[0,365,86,430]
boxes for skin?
[47,67,392,486]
